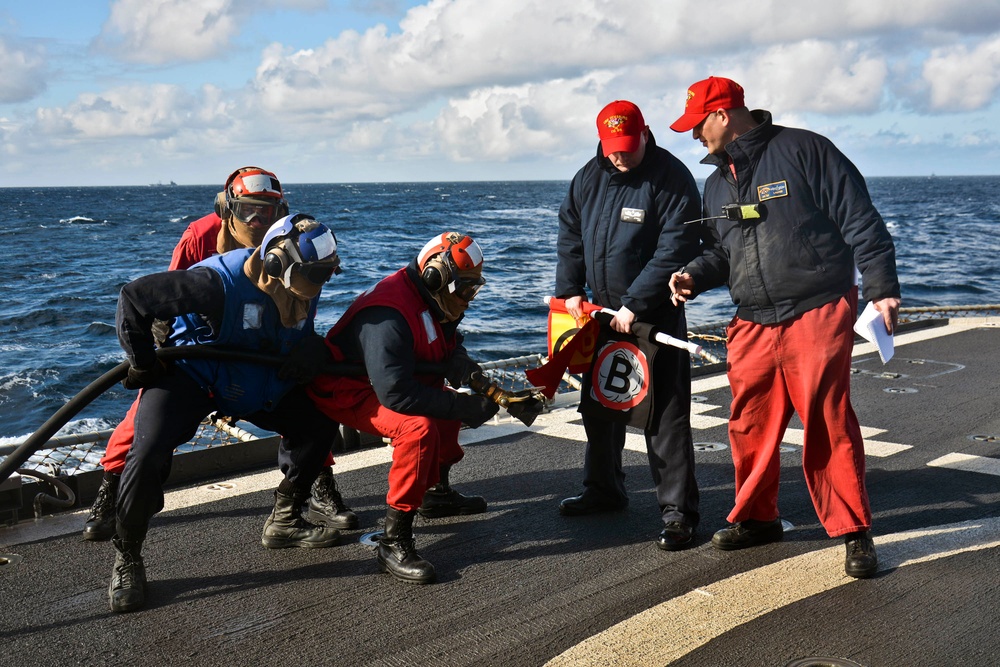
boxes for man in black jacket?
[669,76,901,578]
[109,214,344,613]
[555,100,704,551]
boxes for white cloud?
[734,41,889,114]
[4,1,1000,184]
[97,0,240,64]
[248,0,1000,128]
[922,35,1000,111]
[0,38,47,104]
[33,84,219,140]
[432,76,615,162]
[96,0,326,65]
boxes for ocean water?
[1,176,999,442]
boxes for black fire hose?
[0,346,431,486]
[0,345,543,486]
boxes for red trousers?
[101,392,336,474]
[724,289,871,537]
[308,384,464,512]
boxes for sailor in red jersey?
[84,167,356,542]
[306,232,498,584]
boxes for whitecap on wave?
[459,207,558,221]
[58,216,103,224]
[0,373,35,393]
[0,417,120,448]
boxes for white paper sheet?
[854,301,894,363]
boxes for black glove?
[446,347,482,389]
[278,334,331,384]
[451,393,500,429]
[122,360,168,390]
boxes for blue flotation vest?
[169,249,316,415]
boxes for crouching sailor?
[304,232,499,584]
[109,213,344,613]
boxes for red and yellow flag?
[527,298,601,399]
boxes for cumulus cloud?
[431,76,615,162]
[96,0,325,65]
[250,1,692,119]
[733,40,889,114]
[6,0,1000,184]
[0,38,47,104]
[34,84,224,140]
[922,35,1000,111]
[248,0,1000,130]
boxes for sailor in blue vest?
[109,213,343,613]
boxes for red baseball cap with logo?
[669,77,745,132]
[596,100,646,156]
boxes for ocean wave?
[4,178,999,438]
[58,216,105,224]
[0,372,41,393]
[85,322,117,336]
[0,417,118,447]
[456,207,559,222]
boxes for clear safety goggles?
[230,199,283,226]
[449,275,486,302]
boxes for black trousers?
[580,327,700,528]
[116,369,336,537]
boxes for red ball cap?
[596,100,646,157]
[669,77,745,132]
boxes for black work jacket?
[556,132,703,327]
[686,110,900,324]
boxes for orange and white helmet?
[417,232,485,301]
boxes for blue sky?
[1,0,999,187]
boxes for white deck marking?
[545,517,1000,666]
[778,427,912,457]
[927,452,1000,476]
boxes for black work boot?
[109,533,146,613]
[844,530,878,578]
[416,465,487,518]
[376,507,436,584]
[711,518,784,551]
[262,486,340,549]
[303,467,358,530]
[83,472,119,541]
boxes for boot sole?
[261,536,339,549]
[845,561,878,578]
[711,532,784,551]
[416,508,479,519]
[376,559,436,585]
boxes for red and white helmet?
[417,232,484,274]
[224,166,287,226]
[227,166,283,200]
[417,232,485,301]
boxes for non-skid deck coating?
[2,317,999,667]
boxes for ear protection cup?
[421,254,452,293]
[214,191,228,218]
[263,242,292,279]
